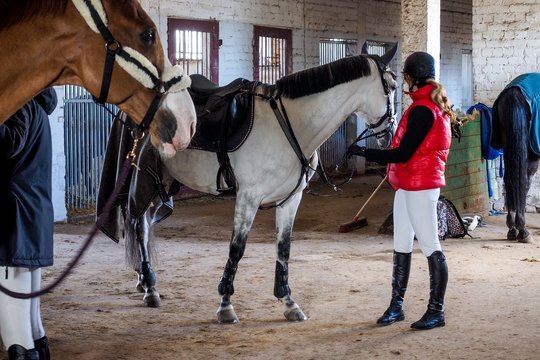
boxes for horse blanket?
[494,73,540,156]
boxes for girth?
[188,74,257,194]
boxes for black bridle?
[350,57,397,147]
[0,0,187,299]
[83,0,166,136]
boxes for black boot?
[34,336,50,360]
[411,250,448,330]
[377,251,412,326]
[7,344,40,360]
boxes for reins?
[0,138,142,299]
[0,0,187,298]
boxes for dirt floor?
[7,175,540,360]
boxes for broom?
[338,175,388,233]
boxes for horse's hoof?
[283,304,308,322]
[216,304,239,324]
[517,234,535,244]
[507,228,518,240]
[143,291,161,308]
[135,282,144,293]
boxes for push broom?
[338,175,388,233]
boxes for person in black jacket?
[0,88,57,360]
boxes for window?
[253,26,292,83]
[168,19,219,82]
[319,38,357,65]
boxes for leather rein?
[0,0,185,299]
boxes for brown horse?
[0,0,196,157]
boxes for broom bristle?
[338,217,368,233]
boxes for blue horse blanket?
[504,73,540,155]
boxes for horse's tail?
[124,212,157,272]
[495,87,531,213]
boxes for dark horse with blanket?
[492,73,540,243]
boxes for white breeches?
[0,267,44,350]
[393,188,442,257]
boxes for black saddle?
[188,74,253,143]
[188,74,257,194]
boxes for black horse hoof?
[507,228,518,240]
[517,230,534,243]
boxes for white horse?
[123,48,397,323]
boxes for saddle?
[188,74,257,194]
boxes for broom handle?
[353,175,388,221]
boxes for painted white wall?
[50,86,67,222]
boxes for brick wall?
[472,0,540,211]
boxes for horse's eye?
[140,29,156,46]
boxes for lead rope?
[0,136,143,299]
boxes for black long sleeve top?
[364,106,434,165]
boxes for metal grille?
[172,29,212,77]
[318,39,357,175]
[64,85,117,219]
[253,26,292,84]
[167,19,219,82]
[257,36,287,83]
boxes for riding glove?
[347,145,367,158]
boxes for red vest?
[387,85,451,191]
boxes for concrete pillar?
[401,0,441,108]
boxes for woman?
[348,52,454,330]
[0,88,57,359]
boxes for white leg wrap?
[0,267,34,350]
[30,268,45,340]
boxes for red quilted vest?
[387,85,451,191]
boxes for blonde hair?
[426,79,457,124]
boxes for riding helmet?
[403,52,435,79]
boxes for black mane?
[0,0,67,30]
[276,55,374,99]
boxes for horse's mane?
[276,55,374,99]
[0,0,68,30]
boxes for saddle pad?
[505,73,540,156]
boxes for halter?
[72,0,191,134]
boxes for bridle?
[73,0,190,136]
[0,0,190,299]
[350,56,397,146]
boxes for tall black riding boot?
[7,344,39,360]
[377,251,412,326]
[34,336,50,360]
[411,250,448,330]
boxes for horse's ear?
[361,41,369,55]
[380,42,398,66]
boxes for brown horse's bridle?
[0,0,188,299]
[81,0,185,135]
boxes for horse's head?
[68,0,196,158]
[358,44,398,149]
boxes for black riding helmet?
[403,52,435,91]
